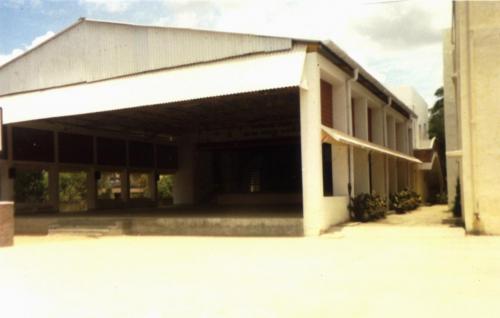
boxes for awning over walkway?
[321,125,422,164]
[0,45,306,124]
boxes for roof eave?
[297,39,418,119]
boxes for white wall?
[391,86,430,149]
[320,196,349,233]
[353,98,368,139]
[300,52,324,236]
[300,53,352,236]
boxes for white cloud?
[0,31,54,66]
[79,0,137,13]
[3,0,452,104]
[0,48,24,66]
[151,0,451,105]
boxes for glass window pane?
[14,169,49,203]
[157,174,173,206]
[59,171,88,212]
[97,172,122,200]
[129,173,151,199]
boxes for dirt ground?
[2,205,500,318]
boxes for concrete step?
[48,220,124,236]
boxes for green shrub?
[389,189,421,213]
[349,192,387,222]
[434,192,448,204]
[428,191,448,205]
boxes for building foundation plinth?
[0,202,14,247]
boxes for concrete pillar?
[0,202,14,247]
[0,163,14,201]
[51,131,59,211]
[387,116,396,150]
[300,52,323,236]
[173,134,196,205]
[371,153,386,196]
[49,165,59,211]
[88,136,97,210]
[332,84,348,133]
[353,98,368,139]
[382,108,390,200]
[87,167,96,210]
[332,144,349,196]
[396,122,408,154]
[150,171,157,202]
[195,150,215,203]
[0,125,14,202]
[388,158,398,194]
[121,169,129,203]
[347,85,355,194]
[371,108,385,145]
[397,161,409,190]
[353,148,370,194]
[351,97,370,195]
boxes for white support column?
[353,98,368,139]
[351,97,370,195]
[333,84,348,132]
[371,108,385,145]
[300,52,323,236]
[382,108,390,200]
[346,83,355,195]
[121,169,129,203]
[87,167,96,210]
[88,136,97,210]
[49,131,59,211]
[172,134,196,205]
[49,166,59,211]
[149,171,157,202]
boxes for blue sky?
[0,0,451,106]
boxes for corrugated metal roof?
[0,18,292,96]
[0,45,306,124]
[0,18,417,119]
[322,125,422,164]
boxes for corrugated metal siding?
[0,23,87,95]
[0,45,306,124]
[0,20,292,96]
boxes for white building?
[444,2,500,234]
[392,86,444,203]
[0,18,423,236]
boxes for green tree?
[59,172,87,202]
[157,175,173,205]
[428,87,446,186]
[14,171,49,203]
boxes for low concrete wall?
[0,202,14,247]
[320,196,349,233]
[16,215,304,237]
[217,193,302,205]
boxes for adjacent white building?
[444,2,500,235]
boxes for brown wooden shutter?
[320,80,333,128]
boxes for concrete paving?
[2,205,500,317]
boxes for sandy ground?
[2,205,500,318]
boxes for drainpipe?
[383,97,392,202]
[346,68,359,197]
